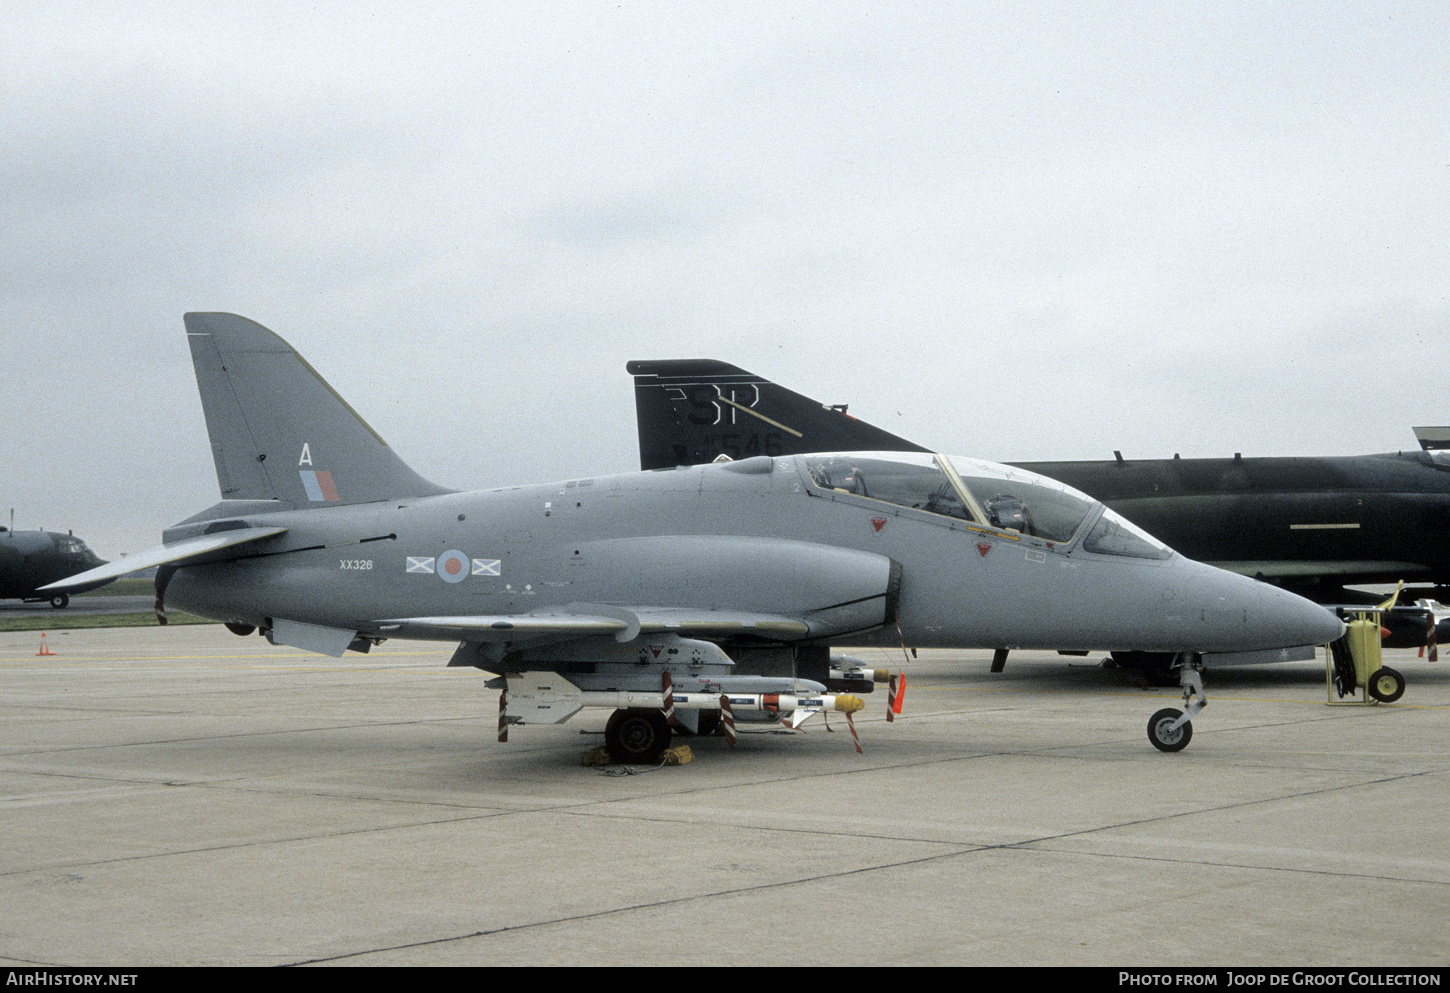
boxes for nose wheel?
[1146,653,1204,752]
[1148,708,1193,752]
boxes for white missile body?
[504,671,864,727]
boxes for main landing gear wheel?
[49,594,69,609]
[1147,708,1193,752]
[605,708,673,764]
[1367,666,1406,704]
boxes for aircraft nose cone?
[1195,564,1344,651]
[1263,584,1345,646]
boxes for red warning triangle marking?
[977,543,992,557]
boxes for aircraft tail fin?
[626,359,929,470]
[1413,426,1450,452]
[185,313,452,505]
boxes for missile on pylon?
[502,670,864,728]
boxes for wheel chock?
[582,744,693,766]
[662,745,693,765]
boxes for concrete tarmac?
[1,625,1446,968]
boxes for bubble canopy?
[799,452,1172,559]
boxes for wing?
[267,537,901,661]
[378,606,814,644]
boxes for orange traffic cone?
[36,633,55,656]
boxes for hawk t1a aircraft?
[628,359,1450,656]
[44,314,1341,757]
[0,524,108,608]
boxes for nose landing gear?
[1146,653,1205,753]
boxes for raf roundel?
[437,550,470,583]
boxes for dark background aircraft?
[628,359,1450,648]
[0,524,109,608]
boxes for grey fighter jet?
[46,314,1343,758]
[628,359,1450,657]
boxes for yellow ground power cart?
[1327,608,1407,706]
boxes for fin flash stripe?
[299,470,340,502]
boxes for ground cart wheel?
[1367,666,1406,704]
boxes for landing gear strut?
[1146,653,1205,753]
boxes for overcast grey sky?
[4,1,1447,558]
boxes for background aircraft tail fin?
[1413,426,1450,452]
[626,359,928,470]
[185,312,451,505]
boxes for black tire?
[49,594,69,609]
[225,622,257,637]
[1367,666,1406,704]
[1147,707,1192,752]
[604,708,672,764]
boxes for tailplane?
[185,313,451,505]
